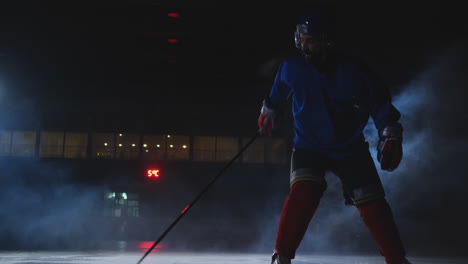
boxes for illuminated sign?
[147,169,160,178]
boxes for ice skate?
[271,252,291,264]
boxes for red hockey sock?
[274,181,324,259]
[357,198,406,264]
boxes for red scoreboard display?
[147,168,160,178]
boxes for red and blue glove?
[257,99,277,135]
[377,123,403,171]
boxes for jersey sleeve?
[268,62,292,108]
[364,67,401,131]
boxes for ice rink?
[1,251,467,264]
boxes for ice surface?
[0,252,467,264]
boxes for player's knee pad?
[290,168,327,192]
[348,183,385,206]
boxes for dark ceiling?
[0,1,466,133]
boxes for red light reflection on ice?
[167,12,180,18]
[138,241,164,252]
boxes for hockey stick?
[136,131,262,264]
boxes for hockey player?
[257,8,411,264]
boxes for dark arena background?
[0,1,467,264]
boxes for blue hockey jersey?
[268,55,400,158]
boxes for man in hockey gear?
[258,7,411,264]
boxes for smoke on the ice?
[250,41,468,255]
[0,93,107,250]
[0,157,108,250]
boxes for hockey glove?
[257,98,277,135]
[377,123,403,172]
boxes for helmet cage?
[294,24,311,48]
[294,24,331,49]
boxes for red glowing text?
[147,169,160,178]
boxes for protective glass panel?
[93,132,115,159]
[265,137,287,164]
[0,130,12,156]
[64,132,88,158]
[215,136,238,162]
[193,136,215,161]
[166,134,189,160]
[141,134,166,160]
[11,131,36,157]
[39,131,64,158]
[116,133,140,159]
[241,137,265,164]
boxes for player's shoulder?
[336,53,386,85]
[280,55,307,68]
[335,53,375,75]
[335,53,366,69]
